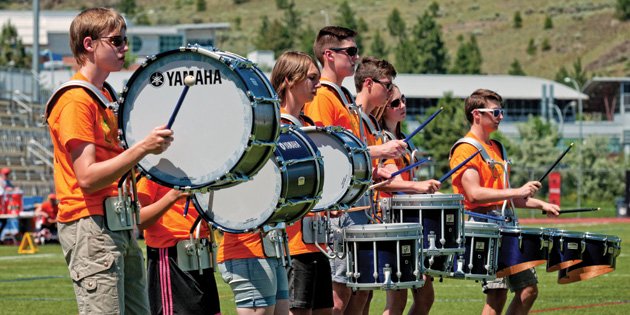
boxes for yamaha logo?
[150,69,223,88]
[150,72,165,87]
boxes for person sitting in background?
[34,193,60,243]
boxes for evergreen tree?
[410,10,449,74]
[119,0,136,17]
[370,30,388,58]
[0,21,30,68]
[336,1,363,49]
[387,8,406,39]
[554,65,570,85]
[394,37,417,73]
[275,0,289,9]
[196,0,206,12]
[616,0,630,20]
[513,11,523,28]
[526,38,536,55]
[508,59,526,75]
[298,24,316,58]
[571,57,588,87]
[428,1,440,17]
[450,34,482,74]
[416,92,468,186]
[544,15,553,29]
[541,37,551,51]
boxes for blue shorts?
[219,257,289,308]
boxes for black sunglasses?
[329,46,359,57]
[476,108,505,117]
[372,78,393,91]
[98,35,128,48]
[390,95,406,108]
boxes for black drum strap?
[43,80,118,125]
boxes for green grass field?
[0,221,627,315]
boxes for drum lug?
[518,234,523,249]
[581,238,586,254]
[382,265,393,288]
[380,198,391,211]
[603,239,608,256]
[427,232,438,253]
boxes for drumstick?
[559,207,600,214]
[347,205,371,212]
[538,143,573,214]
[438,150,481,183]
[166,75,196,129]
[538,143,574,182]
[369,157,431,190]
[404,107,443,143]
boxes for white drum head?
[120,48,253,189]
[305,130,353,210]
[195,157,282,232]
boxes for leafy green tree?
[508,59,526,75]
[394,37,417,73]
[196,0,206,12]
[544,15,553,29]
[570,57,588,87]
[450,34,482,74]
[554,65,570,84]
[135,12,151,25]
[526,38,536,55]
[298,24,316,58]
[275,0,289,9]
[335,1,364,50]
[428,1,440,17]
[513,11,523,28]
[541,37,551,51]
[387,8,406,38]
[415,92,468,186]
[118,0,136,17]
[616,0,630,20]
[0,21,30,68]
[410,10,449,74]
[370,30,388,58]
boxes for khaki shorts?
[483,268,538,293]
[58,216,149,315]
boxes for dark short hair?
[313,26,357,65]
[354,56,397,92]
[464,89,503,123]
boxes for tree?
[196,0,206,12]
[370,30,388,58]
[450,34,482,74]
[544,15,553,29]
[394,37,417,73]
[508,59,526,75]
[541,37,551,51]
[336,1,363,49]
[570,57,589,87]
[0,21,30,68]
[428,1,440,17]
[298,24,316,58]
[526,38,536,55]
[387,8,406,38]
[275,0,289,9]
[616,0,630,20]
[554,65,570,84]
[415,92,469,187]
[513,11,523,28]
[409,10,449,74]
[118,0,136,17]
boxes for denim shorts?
[483,268,538,293]
[219,257,289,308]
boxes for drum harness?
[449,137,517,226]
[44,80,141,232]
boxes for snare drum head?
[194,157,282,232]
[120,47,271,189]
[303,127,353,209]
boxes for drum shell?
[386,194,465,255]
[546,230,585,272]
[119,47,280,190]
[496,226,547,278]
[457,221,500,280]
[345,223,423,290]
[557,233,621,284]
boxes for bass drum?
[193,126,323,233]
[119,46,280,190]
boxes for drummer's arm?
[461,168,536,204]
[513,197,560,217]
[368,140,407,159]
[376,164,441,194]
[137,189,185,230]
[69,126,173,194]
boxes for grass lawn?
[0,221,627,315]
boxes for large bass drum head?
[120,48,257,189]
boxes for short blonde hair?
[69,8,126,66]
[270,51,319,101]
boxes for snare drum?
[344,223,424,290]
[546,230,584,272]
[119,46,280,190]
[301,126,371,210]
[382,194,465,256]
[424,254,455,278]
[557,233,621,284]
[496,226,547,278]
[451,221,500,281]
[193,126,323,233]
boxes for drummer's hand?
[165,188,189,202]
[142,125,174,154]
[542,202,560,217]
[378,140,407,159]
[415,180,441,194]
[515,181,541,198]
[373,165,393,181]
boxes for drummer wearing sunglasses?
[47,8,174,315]
[450,89,559,315]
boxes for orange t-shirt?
[48,73,123,223]
[217,231,265,262]
[39,201,58,220]
[450,132,507,210]
[136,178,210,248]
[304,80,359,133]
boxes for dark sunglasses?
[329,46,359,57]
[390,95,406,108]
[476,108,505,117]
[372,78,393,91]
[98,35,128,48]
